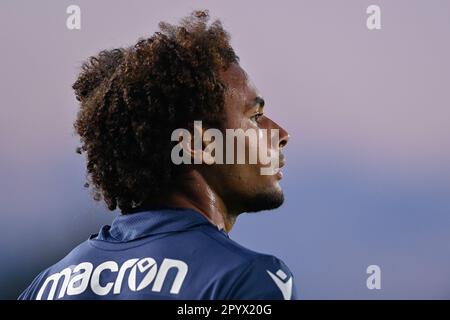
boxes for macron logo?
[36,257,188,300]
[266,269,292,300]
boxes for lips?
[276,154,286,179]
[278,153,286,169]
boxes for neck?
[155,170,237,232]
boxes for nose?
[279,130,289,149]
[274,122,289,149]
[264,116,290,149]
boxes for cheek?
[246,128,260,155]
[247,127,272,166]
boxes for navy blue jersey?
[19,208,297,300]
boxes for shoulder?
[17,241,91,300]
[197,228,297,300]
[223,253,297,300]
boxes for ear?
[184,120,204,164]
[174,121,220,165]
[203,128,224,165]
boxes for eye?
[250,112,264,123]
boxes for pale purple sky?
[1,0,449,299]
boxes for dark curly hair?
[73,10,239,213]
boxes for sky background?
[1,0,449,299]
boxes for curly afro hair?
[73,10,239,213]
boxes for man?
[19,10,296,300]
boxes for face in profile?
[198,63,290,215]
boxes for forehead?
[220,63,258,104]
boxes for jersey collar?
[94,207,228,242]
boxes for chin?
[242,187,285,213]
